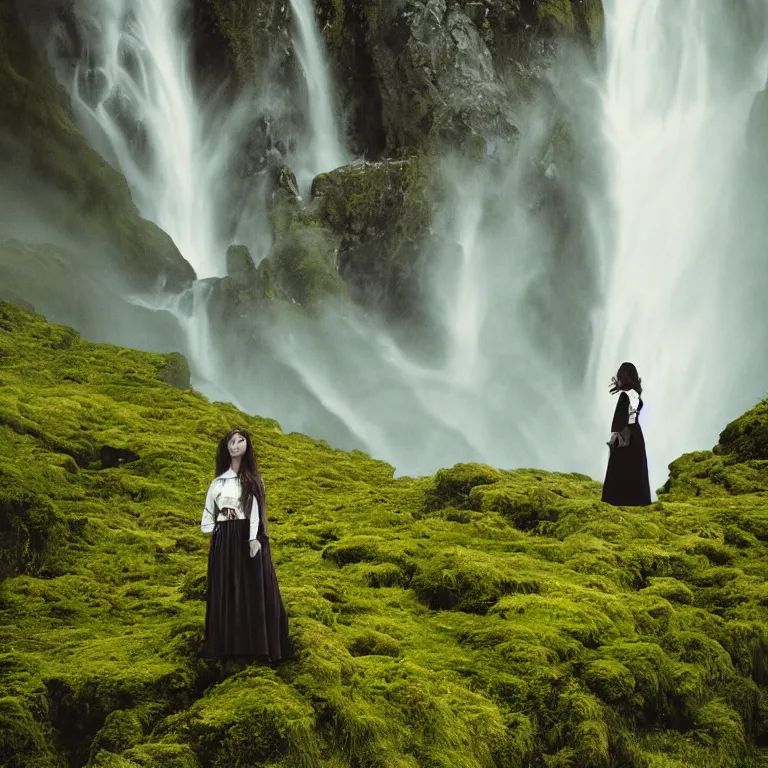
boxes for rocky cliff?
[188,0,604,315]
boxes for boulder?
[310,158,439,323]
[226,244,257,284]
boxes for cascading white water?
[591,0,768,492]
[288,0,350,190]
[58,0,230,279]
[46,0,254,400]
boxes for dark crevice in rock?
[99,446,140,469]
[188,0,240,97]
[315,0,388,160]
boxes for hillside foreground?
[2,301,768,768]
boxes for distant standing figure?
[201,428,290,662]
[601,362,652,506]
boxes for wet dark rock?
[226,244,257,284]
[99,446,140,469]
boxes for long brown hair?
[215,428,266,522]
[609,361,643,395]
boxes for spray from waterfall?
[45,0,353,397]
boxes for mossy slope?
[2,300,768,768]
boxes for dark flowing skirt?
[601,422,652,506]
[204,519,290,661]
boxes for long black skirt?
[601,423,652,506]
[204,519,290,661]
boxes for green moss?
[88,709,144,760]
[0,694,58,768]
[268,225,347,307]
[425,463,504,511]
[2,300,768,766]
[312,158,436,252]
[583,0,605,49]
[536,0,604,49]
[158,354,190,391]
[347,628,401,658]
[717,400,768,462]
[116,743,199,767]
[537,0,577,35]
[582,659,636,703]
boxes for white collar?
[217,468,238,480]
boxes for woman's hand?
[249,539,261,558]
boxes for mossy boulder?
[267,223,347,307]
[717,399,768,462]
[225,244,257,285]
[0,0,194,290]
[312,158,433,246]
[3,300,768,766]
[308,158,441,324]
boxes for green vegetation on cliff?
[2,300,768,768]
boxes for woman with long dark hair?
[200,428,290,661]
[601,362,652,506]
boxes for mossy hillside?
[2,302,768,767]
[0,0,194,290]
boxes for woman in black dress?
[601,362,652,506]
[200,428,290,661]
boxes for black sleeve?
[611,392,630,432]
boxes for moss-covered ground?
[2,300,768,767]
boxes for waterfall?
[47,0,349,399]
[54,0,232,279]
[591,0,768,491]
[288,0,350,191]
[34,0,768,488]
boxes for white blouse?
[626,389,640,425]
[201,468,260,541]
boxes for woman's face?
[227,432,247,459]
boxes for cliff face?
[0,0,195,290]
[183,0,604,318]
[202,0,604,157]
[2,302,768,768]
